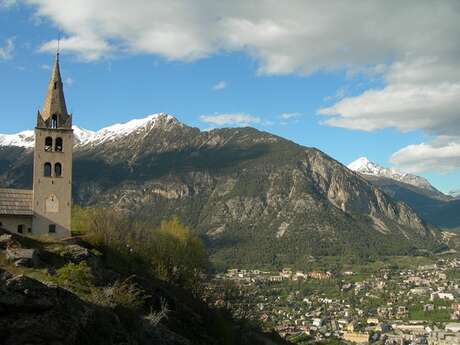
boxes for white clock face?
[45,194,59,213]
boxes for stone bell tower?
[32,53,73,237]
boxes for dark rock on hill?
[0,273,93,345]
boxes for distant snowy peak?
[0,130,35,148]
[0,113,178,148]
[348,157,385,176]
[348,156,437,192]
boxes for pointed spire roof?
[39,53,69,122]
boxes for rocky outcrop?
[0,274,94,345]
[58,244,91,262]
[0,234,13,248]
[6,248,40,267]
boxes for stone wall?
[0,216,33,236]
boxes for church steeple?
[37,53,72,129]
[32,50,74,238]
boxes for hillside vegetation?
[0,212,290,345]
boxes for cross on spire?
[57,33,60,57]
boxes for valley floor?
[205,256,460,345]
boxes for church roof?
[0,188,33,216]
[41,53,68,119]
[38,53,72,128]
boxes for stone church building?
[0,53,73,238]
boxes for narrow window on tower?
[44,162,52,177]
[17,224,23,234]
[45,137,53,151]
[49,224,56,233]
[51,114,58,128]
[54,81,57,89]
[55,163,62,177]
[55,137,63,152]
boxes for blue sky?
[1,1,460,193]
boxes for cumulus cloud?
[0,38,14,60]
[390,139,460,173]
[200,113,261,126]
[39,36,112,61]
[18,1,460,75]
[212,80,227,91]
[319,59,460,135]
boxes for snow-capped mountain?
[348,157,440,193]
[0,113,176,148]
[0,130,35,148]
[0,118,440,259]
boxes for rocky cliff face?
[361,174,460,230]
[0,115,441,266]
[346,158,460,229]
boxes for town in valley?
[205,257,460,345]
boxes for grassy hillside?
[0,217,291,345]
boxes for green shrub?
[146,218,209,291]
[54,261,94,294]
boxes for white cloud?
[212,80,227,91]
[280,112,302,120]
[18,1,459,75]
[200,113,261,126]
[40,63,50,70]
[390,139,460,173]
[0,38,14,60]
[319,84,460,135]
[39,36,112,61]
[319,59,460,135]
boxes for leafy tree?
[72,207,209,293]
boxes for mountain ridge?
[0,113,177,148]
[347,156,445,197]
[347,157,460,229]
[0,114,443,266]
